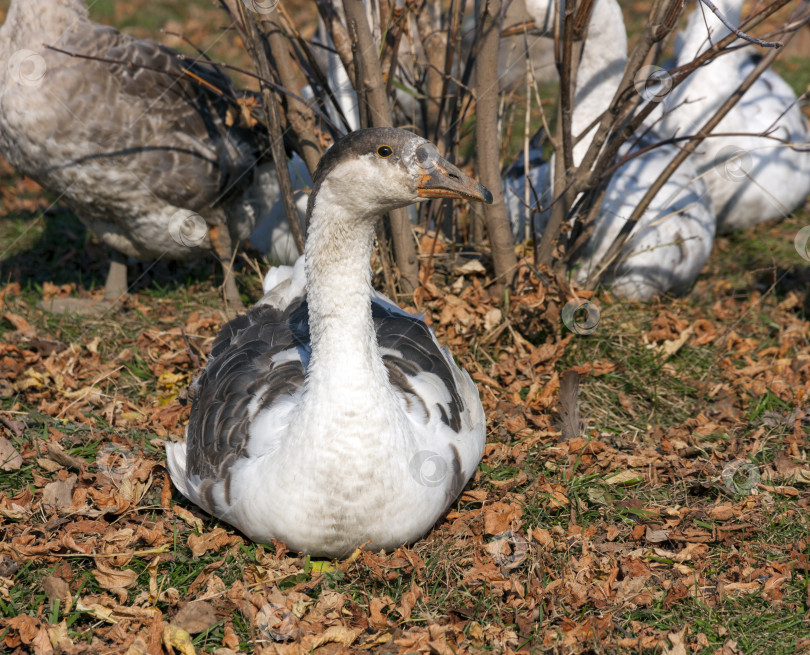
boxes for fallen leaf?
[645,527,669,543]
[0,436,22,471]
[93,562,138,603]
[172,505,204,532]
[453,259,487,276]
[604,471,645,486]
[710,504,735,521]
[397,582,423,620]
[172,601,217,635]
[41,475,77,512]
[42,576,71,612]
[662,628,688,655]
[483,502,522,535]
[162,624,196,655]
[187,527,233,558]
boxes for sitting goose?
[506,0,715,300]
[659,0,810,231]
[166,128,490,557]
[0,0,296,309]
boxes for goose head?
[307,127,493,224]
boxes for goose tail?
[164,440,190,498]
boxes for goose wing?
[372,302,467,433]
[171,298,308,512]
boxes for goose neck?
[302,186,388,395]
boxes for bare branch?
[343,0,419,293]
[699,0,784,47]
[262,13,323,174]
[236,3,306,256]
[475,0,518,290]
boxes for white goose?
[0,0,302,308]
[507,0,715,300]
[166,128,490,557]
[659,0,810,231]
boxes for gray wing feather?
[371,302,464,432]
[185,300,306,483]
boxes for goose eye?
[377,145,393,158]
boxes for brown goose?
[0,0,289,309]
[166,128,491,557]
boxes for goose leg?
[208,224,243,313]
[104,250,128,301]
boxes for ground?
[1,1,810,654]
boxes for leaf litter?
[1,178,810,652]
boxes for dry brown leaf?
[93,561,138,603]
[2,312,36,339]
[172,505,204,532]
[482,502,522,535]
[0,436,22,471]
[41,475,77,512]
[397,582,423,621]
[604,471,645,487]
[42,576,71,611]
[31,624,53,655]
[172,600,217,635]
[187,527,233,558]
[710,504,735,521]
[721,581,760,595]
[662,628,688,655]
[645,527,669,544]
[162,624,196,655]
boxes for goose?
[506,0,715,300]
[658,0,810,231]
[166,128,490,557]
[0,0,302,310]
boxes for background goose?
[659,0,810,230]
[166,128,490,557]
[507,0,715,300]
[0,0,301,309]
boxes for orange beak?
[417,159,493,204]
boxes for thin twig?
[699,0,784,47]
[236,4,306,255]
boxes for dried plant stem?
[236,4,306,256]
[475,0,518,290]
[263,14,322,174]
[343,0,419,293]
[699,0,784,47]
